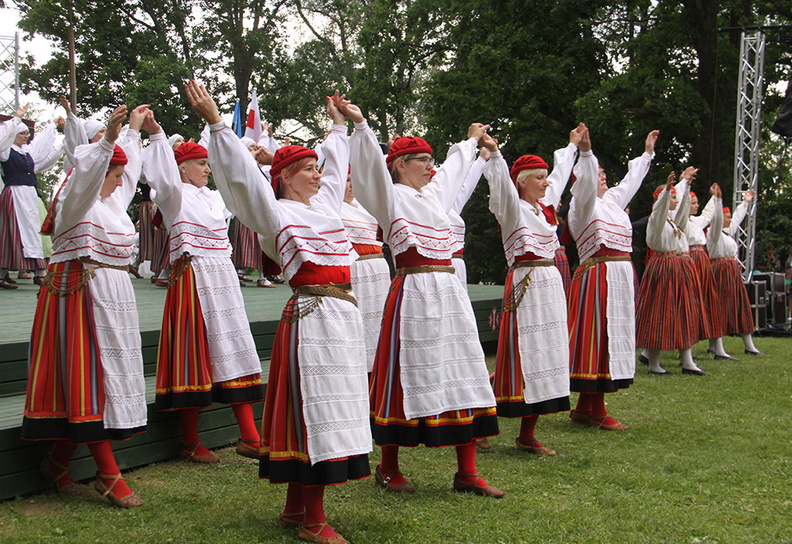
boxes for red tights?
[282,483,339,539]
[49,439,132,498]
[179,402,259,455]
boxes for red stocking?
[88,440,132,498]
[302,485,339,539]
[49,440,78,487]
[379,445,407,485]
[232,402,260,442]
[179,407,211,456]
[455,442,491,486]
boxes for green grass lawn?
[1,336,790,544]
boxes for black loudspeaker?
[771,95,792,137]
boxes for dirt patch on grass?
[21,499,62,517]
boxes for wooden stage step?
[0,278,503,500]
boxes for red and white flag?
[244,88,263,142]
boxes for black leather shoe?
[638,354,649,365]
[682,368,711,376]
[713,354,740,361]
[648,370,671,375]
[744,349,767,356]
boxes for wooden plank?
[0,342,28,364]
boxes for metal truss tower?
[731,29,765,280]
[0,33,19,114]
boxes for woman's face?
[14,131,29,147]
[180,158,211,187]
[91,127,107,144]
[724,211,732,227]
[669,192,678,211]
[283,159,321,203]
[690,196,699,215]
[101,165,125,198]
[397,154,434,190]
[518,170,549,204]
[597,168,608,198]
[344,174,354,203]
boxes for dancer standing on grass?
[481,125,582,455]
[636,168,710,376]
[21,105,147,507]
[188,82,371,544]
[567,129,658,429]
[142,107,263,464]
[342,95,503,498]
[707,188,765,357]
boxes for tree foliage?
[11,0,792,281]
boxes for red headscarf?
[110,145,128,165]
[510,155,548,184]
[174,142,208,165]
[269,145,318,196]
[723,206,731,215]
[653,185,676,201]
[386,136,433,167]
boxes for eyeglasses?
[406,156,435,167]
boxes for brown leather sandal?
[452,472,505,498]
[374,464,416,492]
[94,472,143,508]
[278,510,305,528]
[178,443,220,463]
[40,458,87,496]
[236,438,260,459]
[515,438,557,456]
[297,522,349,544]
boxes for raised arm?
[29,122,60,168]
[423,123,486,211]
[112,105,146,208]
[186,80,283,255]
[697,184,719,227]
[481,135,521,234]
[451,150,486,215]
[672,167,697,231]
[56,106,126,234]
[311,93,350,213]
[726,189,753,237]
[542,123,583,207]
[707,186,724,248]
[569,127,598,231]
[604,129,658,209]
[646,171,675,250]
[0,104,29,160]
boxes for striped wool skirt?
[568,258,635,392]
[137,200,157,262]
[259,294,371,486]
[636,253,702,351]
[0,187,46,271]
[710,256,754,336]
[154,256,263,410]
[554,246,572,295]
[369,274,499,447]
[21,261,146,443]
[229,218,262,271]
[494,263,570,417]
[689,245,716,339]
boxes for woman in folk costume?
[142,109,263,464]
[342,168,391,372]
[448,147,488,285]
[567,129,658,429]
[341,96,503,499]
[189,83,370,544]
[481,125,582,455]
[0,105,63,288]
[685,184,729,357]
[20,105,147,507]
[707,188,765,357]
[636,168,710,376]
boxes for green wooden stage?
[0,277,503,501]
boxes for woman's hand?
[665,171,676,191]
[332,91,365,123]
[680,166,698,181]
[570,123,585,147]
[185,80,223,125]
[480,132,498,152]
[59,95,73,117]
[128,104,150,132]
[744,189,755,203]
[54,116,66,132]
[326,91,346,125]
[709,183,719,196]
[467,123,491,142]
[104,105,128,144]
[645,129,660,154]
[578,127,591,152]
[15,103,29,119]
[141,109,161,135]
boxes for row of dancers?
[6,83,761,544]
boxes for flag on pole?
[244,88,263,142]
[231,100,243,138]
